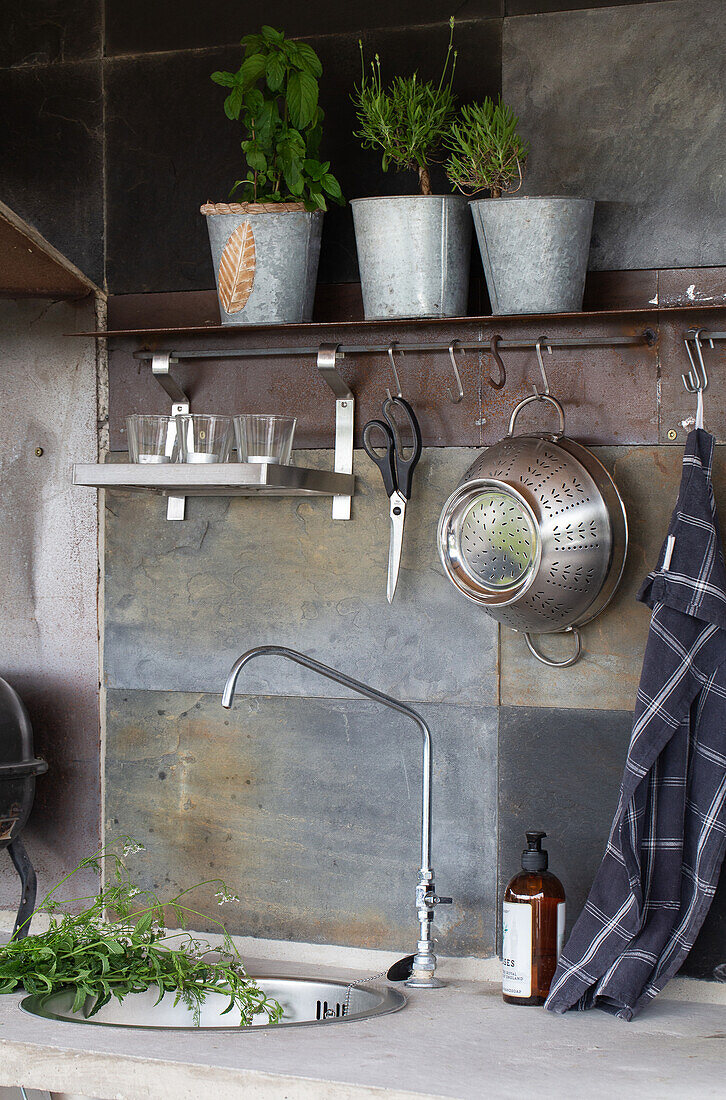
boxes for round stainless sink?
[20,975,406,1030]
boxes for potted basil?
[206,26,344,325]
[350,19,471,320]
[445,97,594,315]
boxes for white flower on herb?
[215,888,240,906]
[122,840,146,857]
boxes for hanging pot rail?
[132,331,654,363]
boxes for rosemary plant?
[0,839,283,1026]
[445,97,529,198]
[353,18,457,195]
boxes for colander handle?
[508,393,566,438]
[524,627,582,668]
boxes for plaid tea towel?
[545,428,726,1020]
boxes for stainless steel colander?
[437,393,627,667]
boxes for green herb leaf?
[265,53,285,92]
[211,71,236,88]
[293,42,323,78]
[287,70,318,129]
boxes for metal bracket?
[316,343,354,520]
[152,352,189,520]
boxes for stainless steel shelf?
[73,462,355,498]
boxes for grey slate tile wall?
[104,449,499,705]
[103,439,726,972]
[105,690,498,955]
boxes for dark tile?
[105,689,498,957]
[0,61,103,284]
[104,19,501,293]
[498,706,634,943]
[503,1,726,270]
[0,0,101,67]
[105,0,501,56]
[104,47,237,294]
[682,876,726,978]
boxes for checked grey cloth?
[545,428,726,1020]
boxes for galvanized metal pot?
[350,195,471,320]
[469,197,594,315]
[201,202,323,325]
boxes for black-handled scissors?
[362,396,422,603]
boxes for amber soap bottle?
[502,831,565,1006]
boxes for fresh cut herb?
[0,839,282,1027]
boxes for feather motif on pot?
[218,221,256,314]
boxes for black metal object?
[0,677,47,939]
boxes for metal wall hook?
[447,341,465,403]
[683,329,709,431]
[682,329,709,393]
[386,342,404,401]
[533,337,552,397]
[488,335,506,390]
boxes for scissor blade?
[387,493,407,604]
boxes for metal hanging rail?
[133,331,655,362]
[685,328,726,343]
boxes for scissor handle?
[382,396,422,500]
[362,419,397,497]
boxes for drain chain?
[343,970,387,1017]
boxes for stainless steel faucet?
[222,645,452,989]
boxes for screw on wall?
[667,430,678,441]
[34,448,44,457]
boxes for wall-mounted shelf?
[74,298,726,341]
[74,343,355,522]
[73,462,354,498]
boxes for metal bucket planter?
[469,197,595,315]
[350,195,471,320]
[201,202,323,325]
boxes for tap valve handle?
[434,895,452,905]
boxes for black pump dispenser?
[521,831,548,872]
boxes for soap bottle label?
[502,901,532,997]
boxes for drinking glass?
[126,415,178,463]
[233,414,297,464]
[176,415,233,463]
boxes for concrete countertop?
[2,954,726,1100]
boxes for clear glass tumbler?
[233,414,297,464]
[126,415,178,463]
[176,415,233,463]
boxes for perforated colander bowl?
[437,394,628,667]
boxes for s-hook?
[488,335,506,390]
[386,342,404,401]
[682,328,709,430]
[533,337,552,397]
[447,341,465,403]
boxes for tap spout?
[221,645,448,988]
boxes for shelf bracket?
[316,343,353,520]
[152,352,189,520]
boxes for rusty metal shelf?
[73,299,726,340]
